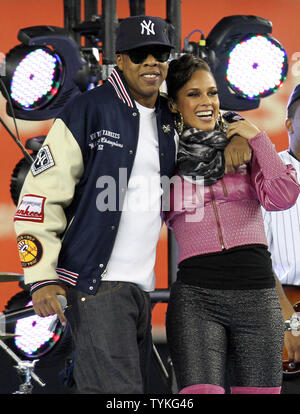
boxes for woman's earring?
[168,99,184,135]
[218,112,227,132]
[174,111,184,136]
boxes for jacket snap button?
[89,286,94,291]
[132,112,137,117]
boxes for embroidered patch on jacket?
[17,234,43,268]
[14,194,46,223]
[31,145,55,176]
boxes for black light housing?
[184,15,288,111]
[1,26,99,121]
[4,44,64,112]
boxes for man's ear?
[116,54,123,71]
[168,99,178,113]
[286,118,294,134]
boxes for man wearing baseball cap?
[14,15,176,393]
[115,16,174,107]
[262,84,300,393]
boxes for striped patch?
[56,267,78,286]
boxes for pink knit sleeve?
[248,132,300,211]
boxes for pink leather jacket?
[165,132,300,265]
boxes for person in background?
[14,16,177,394]
[164,53,300,394]
[262,83,300,393]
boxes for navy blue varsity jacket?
[14,67,177,295]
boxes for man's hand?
[32,284,67,326]
[224,135,252,173]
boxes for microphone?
[56,294,68,311]
[48,295,68,331]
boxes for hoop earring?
[174,111,184,136]
[218,112,227,132]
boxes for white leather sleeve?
[14,118,84,285]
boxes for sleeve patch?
[31,145,55,176]
[14,194,46,223]
[17,234,43,268]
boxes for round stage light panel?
[10,48,63,110]
[226,35,287,99]
[14,301,63,358]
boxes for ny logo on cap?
[140,19,155,36]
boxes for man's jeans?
[66,281,153,393]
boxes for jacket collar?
[107,66,163,111]
[108,66,135,108]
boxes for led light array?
[10,48,63,110]
[226,35,287,100]
[14,301,63,358]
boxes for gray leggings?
[166,281,284,393]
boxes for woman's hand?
[226,119,261,141]
[224,135,252,173]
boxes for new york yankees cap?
[287,83,300,111]
[116,15,174,52]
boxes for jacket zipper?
[209,186,225,249]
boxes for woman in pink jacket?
[165,53,300,394]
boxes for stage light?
[4,290,72,360]
[1,25,101,121]
[226,34,287,101]
[13,300,63,359]
[8,46,64,111]
[186,15,288,110]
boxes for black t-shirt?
[177,245,275,289]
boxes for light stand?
[0,338,45,393]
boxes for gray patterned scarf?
[177,111,244,186]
